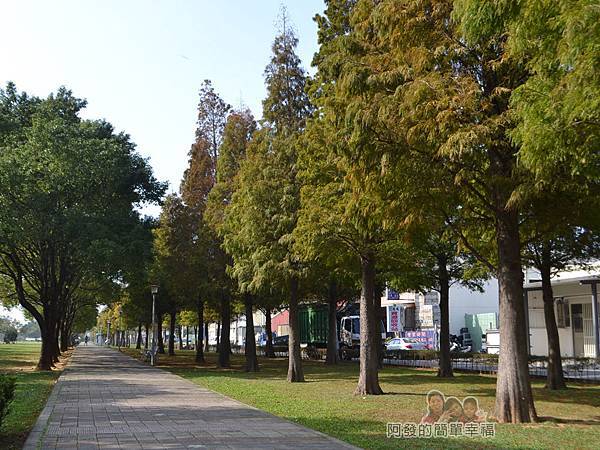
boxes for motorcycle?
[449,334,472,353]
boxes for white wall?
[527,281,597,357]
[448,279,499,335]
[530,328,574,357]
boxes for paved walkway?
[25,345,356,450]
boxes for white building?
[382,280,499,336]
[207,310,267,346]
[525,268,600,358]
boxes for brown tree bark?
[60,319,69,353]
[265,308,275,357]
[178,324,183,350]
[136,323,142,350]
[144,323,149,350]
[355,253,383,395]
[287,276,304,382]
[204,322,210,353]
[244,293,259,372]
[157,317,165,354]
[38,324,55,370]
[218,292,231,368]
[540,249,566,390]
[168,308,176,356]
[494,207,537,423]
[216,321,221,352]
[23,297,53,370]
[196,299,205,364]
[437,254,453,377]
[374,282,384,369]
[53,319,61,362]
[326,279,339,365]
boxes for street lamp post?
[150,285,159,366]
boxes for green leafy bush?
[3,327,18,343]
[0,374,17,429]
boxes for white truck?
[339,315,386,359]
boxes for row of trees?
[0,83,165,369]
[106,1,597,425]
[299,0,599,423]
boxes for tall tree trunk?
[15,278,53,369]
[265,308,275,358]
[204,322,210,353]
[326,279,339,365]
[196,299,205,363]
[60,320,69,353]
[53,319,61,361]
[218,292,231,368]
[38,323,54,370]
[136,323,142,350]
[287,276,304,382]
[216,321,221,352]
[244,293,259,372]
[144,323,149,350]
[157,317,165,354]
[494,207,537,423]
[168,308,176,356]
[178,324,183,350]
[355,253,383,395]
[437,254,453,377]
[540,248,566,390]
[186,325,189,349]
[374,282,384,369]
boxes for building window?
[572,304,583,332]
[556,298,570,328]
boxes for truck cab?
[339,315,386,359]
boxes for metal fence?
[383,353,600,382]
[208,344,600,382]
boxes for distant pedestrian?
[84,335,89,346]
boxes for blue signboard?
[403,330,438,350]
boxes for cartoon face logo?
[421,391,487,424]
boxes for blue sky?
[0,0,325,322]
[1,0,324,209]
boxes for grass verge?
[0,342,69,450]
[121,347,600,450]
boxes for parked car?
[385,337,427,357]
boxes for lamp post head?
[150,285,159,295]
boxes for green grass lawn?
[122,348,600,449]
[0,342,63,450]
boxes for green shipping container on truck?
[299,304,329,347]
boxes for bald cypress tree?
[324,0,537,421]
[207,109,258,371]
[180,80,230,365]
[223,9,312,382]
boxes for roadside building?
[382,280,499,339]
[525,268,600,358]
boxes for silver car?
[385,337,427,357]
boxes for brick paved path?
[24,345,357,450]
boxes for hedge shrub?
[0,374,16,429]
